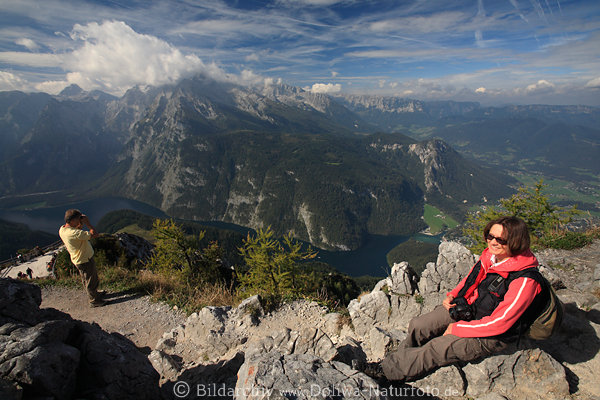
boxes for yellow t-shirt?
[59,225,94,265]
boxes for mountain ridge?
[7,75,597,249]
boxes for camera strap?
[456,260,482,299]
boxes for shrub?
[91,235,131,268]
[537,231,593,250]
[236,227,317,305]
[146,219,227,286]
[463,180,580,253]
[53,249,78,279]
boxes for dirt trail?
[40,286,187,352]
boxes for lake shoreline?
[0,197,441,278]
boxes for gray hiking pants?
[75,258,101,302]
[381,305,508,382]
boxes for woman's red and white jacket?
[447,248,542,338]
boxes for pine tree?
[237,227,317,303]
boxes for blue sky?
[0,0,599,105]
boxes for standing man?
[59,209,106,307]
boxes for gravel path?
[40,286,187,352]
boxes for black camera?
[449,297,475,321]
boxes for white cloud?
[237,69,265,86]
[369,12,467,34]
[16,38,40,51]
[0,71,28,91]
[1,20,275,95]
[35,79,70,94]
[474,30,484,47]
[61,21,206,94]
[277,0,344,6]
[475,87,487,93]
[525,79,555,94]
[585,77,600,89]
[308,83,342,93]
[0,51,61,68]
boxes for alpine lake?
[0,197,441,277]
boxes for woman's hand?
[442,295,456,311]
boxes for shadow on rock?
[531,302,600,365]
[0,278,161,400]
[160,352,245,400]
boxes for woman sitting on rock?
[374,216,545,382]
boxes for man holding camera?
[377,216,542,382]
[59,209,106,307]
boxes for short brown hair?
[64,209,82,223]
[483,216,530,255]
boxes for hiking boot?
[90,299,106,308]
[352,360,387,381]
[362,362,387,381]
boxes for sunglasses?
[486,234,508,245]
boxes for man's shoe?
[90,299,106,308]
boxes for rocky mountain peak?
[58,84,84,97]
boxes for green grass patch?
[35,275,80,289]
[512,173,600,216]
[116,224,155,242]
[423,204,459,234]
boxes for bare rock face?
[462,348,570,400]
[373,261,418,295]
[245,327,338,362]
[418,241,475,296]
[411,365,466,397]
[0,320,79,399]
[0,278,43,326]
[236,351,383,400]
[115,232,154,263]
[0,279,160,400]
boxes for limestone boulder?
[418,241,475,295]
[373,261,418,295]
[235,351,383,400]
[462,348,569,400]
[245,327,338,362]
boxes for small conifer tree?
[237,227,317,303]
[147,219,225,285]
